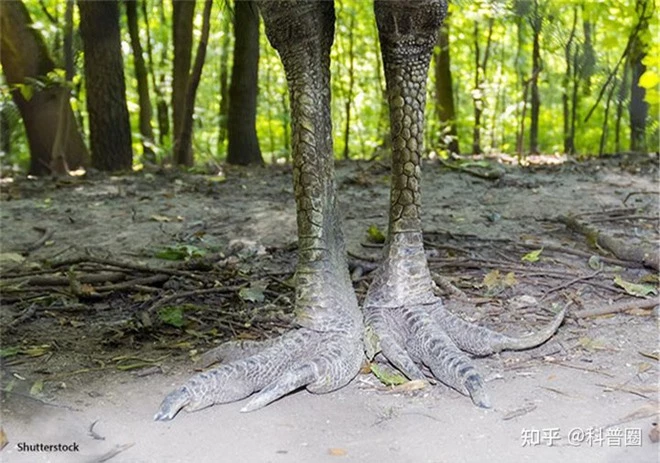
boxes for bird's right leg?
[155,1,364,421]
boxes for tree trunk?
[342,13,356,160]
[64,0,75,81]
[226,1,263,166]
[125,0,155,162]
[217,15,232,154]
[434,21,459,154]
[0,0,89,175]
[174,0,213,167]
[142,0,169,147]
[562,7,577,155]
[78,0,132,171]
[529,0,542,154]
[0,105,11,157]
[172,0,195,163]
[629,0,650,153]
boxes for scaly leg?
[364,0,564,408]
[155,1,362,421]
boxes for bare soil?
[1,155,658,463]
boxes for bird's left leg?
[364,0,565,408]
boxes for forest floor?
[0,154,659,463]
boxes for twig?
[24,227,54,254]
[542,270,601,299]
[145,285,244,313]
[96,443,135,463]
[574,298,659,319]
[559,215,659,270]
[51,256,207,280]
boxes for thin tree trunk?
[434,21,459,154]
[0,106,11,156]
[64,0,75,81]
[227,1,263,165]
[142,0,169,147]
[629,0,650,153]
[174,0,213,167]
[78,0,132,171]
[614,60,629,153]
[125,0,155,162]
[342,13,355,160]
[599,77,617,156]
[217,15,231,154]
[562,7,577,155]
[529,0,542,154]
[172,0,195,163]
[0,0,89,175]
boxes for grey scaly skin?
[154,0,565,421]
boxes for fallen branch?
[559,215,659,270]
[574,298,660,318]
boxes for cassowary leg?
[364,0,564,408]
[155,1,363,421]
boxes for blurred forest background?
[0,0,657,175]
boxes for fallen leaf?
[150,214,172,222]
[0,427,8,450]
[239,284,266,303]
[613,276,658,297]
[503,272,518,287]
[0,253,25,265]
[370,364,408,386]
[158,306,185,328]
[366,224,386,244]
[390,379,427,393]
[328,448,347,456]
[483,269,501,290]
[521,248,543,263]
[588,255,602,270]
[29,379,44,396]
[638,362,652,374]
[578,336,607,351]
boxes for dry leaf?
[638,362,652,374]
[0,427,8,450]
[328,448,347,456]
[390,379,427,393]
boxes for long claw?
[464,374,491,409]
[493,307,566,352]
[154,387,191,421]
[381,337,427,381]
[433,304,566,356]
[241,363,317,412]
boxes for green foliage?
[158,305,185,328]
[2,0,657,172]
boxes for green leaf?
[613,276,658,298]
[639,70,659,89]
[0,346,20,358]
[155,245,205,261]
[29,379,44,396]
[588,255,602,270]
[521,248,543,263]
[239,284,266,303]
[366,224,386,244]
[370,363,408,386]
[16,83,33,101]
[158,306,185,328]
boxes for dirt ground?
[1,155,658,463]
